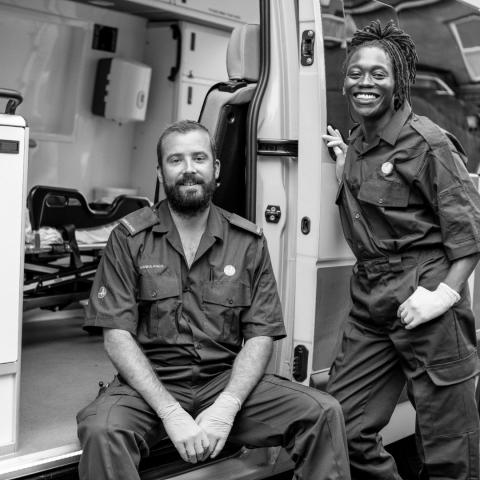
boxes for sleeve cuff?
[243,324,287,342]
[444,238,480,261]
[83,315,137,336]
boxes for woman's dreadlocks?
[346,19,418,110]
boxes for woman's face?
[344,45,396,126]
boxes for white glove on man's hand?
[397,283,460,330]
[195,392,241,459]
[158,402,210,463]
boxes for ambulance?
[1,0,480,478]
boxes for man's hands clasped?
[158,392,241,463]
[195,392,241,459]
[158,402,210,463]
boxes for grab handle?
[0,88,23,114]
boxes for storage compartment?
[92,58,152,123]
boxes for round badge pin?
[381,162,394,175]
[224,265,236,277]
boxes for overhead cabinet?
[172,0,259,25]
[132,21,230,198]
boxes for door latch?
[301,30,315,66]
[293,344,309,382]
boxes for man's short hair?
[156,120,217,171]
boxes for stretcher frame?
[23,185,150,311]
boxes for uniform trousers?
[77,370,350,480]
[327,249,480,480]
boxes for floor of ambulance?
[18,313,114,456]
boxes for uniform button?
[228,298,234,305]
[151,291,157,297]
[195,342,202,349]
[378,198,384,204]
[183,286,191,293]
[354,212,360,219]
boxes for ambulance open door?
[0,89,28,455]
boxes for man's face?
[344,46,396,125]
[158,130,220,216]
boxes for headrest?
[227,24,260,82]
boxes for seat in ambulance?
[199,24,259,218]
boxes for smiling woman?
[343,19,418,138]
[324,19,480,480]
[344,46,395,135]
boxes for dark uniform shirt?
[84,200,286,383]
[339,103,480,261]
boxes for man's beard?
[164,172,217,216]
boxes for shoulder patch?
[119,206,159,236]
[222,210,262,237]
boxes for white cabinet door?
[175,79,215,121]
[0,120,27,364]
[180,22,229,82]
[174,0,259,25]
[0,115,28,453]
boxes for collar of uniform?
[348,103,412,155]
[379,102,412,146]
[151,200,224,241]
[205,204,225,241]
[151,200,173,233]
[348,125,366,156]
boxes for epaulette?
[119,206,159,236]
[410,114,443,147]
[411,115,468,165]
[441,127,467,159]
[222,210,262,237]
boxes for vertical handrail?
[245,0,271,222]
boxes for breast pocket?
[137,273,179,340]
[202,281,251,345]
[358,174,409,208]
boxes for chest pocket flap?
[358,175,409,208]
[203,282,251,307]
[138,274,179,301]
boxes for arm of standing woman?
[322,125,348,183]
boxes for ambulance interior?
[0,0,262,477]
[1,0,480,478]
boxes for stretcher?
[23,185,150,311]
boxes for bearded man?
[76,120,351,480]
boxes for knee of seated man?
[77,402,128,442]
[78,412,142,454]
[297,387,344,422]
[77,410,110,444]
